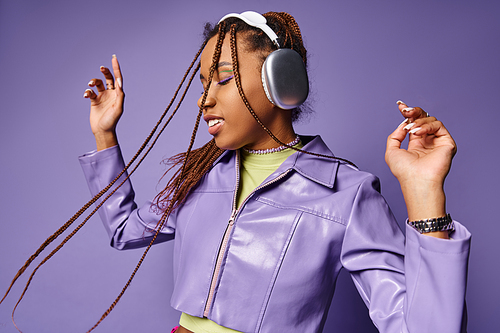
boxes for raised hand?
[83,55,124,151]
[385,101,457,238]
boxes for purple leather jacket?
[79,135,470,333]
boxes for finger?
[403,118,447,137]
[400,106,428,121]
[100,66,115,90]
[404,118,457,155]
[396,100,408,107]
[386,118,409,152]
[401,116,435,135]
[83,88,96,99]
[89,78,106,93]
[396,100,429,122]
[111,54,123,90]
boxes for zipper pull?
[228,210,236,225]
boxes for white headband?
[218,11,280,48]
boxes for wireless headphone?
[218,11,309,110]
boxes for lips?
[204,116,225,136]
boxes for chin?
[213,137,242,151]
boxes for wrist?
[401,180,450,239]
[408,214,454,239]
[400,180,446,221]
[94,131,118,151]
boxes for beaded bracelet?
[408,214,455,234]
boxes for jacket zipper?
[203,209,236,317]
[203,151,291,317]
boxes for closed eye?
[217,75,234,86]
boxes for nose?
[197,90,216,111]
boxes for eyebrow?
[199,61,233,80]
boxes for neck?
[243,135,300,154]
[243,119,296,151]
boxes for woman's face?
[198,33,294,151]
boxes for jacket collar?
[213,135,349,189]
[287,135,342,188]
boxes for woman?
[81,11,470,333]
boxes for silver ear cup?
[261,49,309,110]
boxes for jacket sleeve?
[340,174,470,333]
[78,145,175,250]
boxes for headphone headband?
[218,11,280,48]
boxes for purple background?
[1,0,498,332]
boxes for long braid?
[87,24,228,332]
[229,25,282,145]
[7,22,227,330]
[3,31,208,333]
[228,24,356,167]
[153,21,227,215]
[153,140,223,213]
[87,20,229,333]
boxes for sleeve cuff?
[78,145,120,162]
[405,220,471,254]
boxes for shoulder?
[293,135,381,193]
[336,162,381,194]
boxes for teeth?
[208,119,223,127]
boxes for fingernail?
[399,118,410,127]
[88,80,94,86]
[100,66,105,71]
[402,107,415,112]
[117,78,122,88]
[409,127,422,134]
[396,100,406,105]
[112,54,117,59]
[83,92,88,98]
[404,122,416,131]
